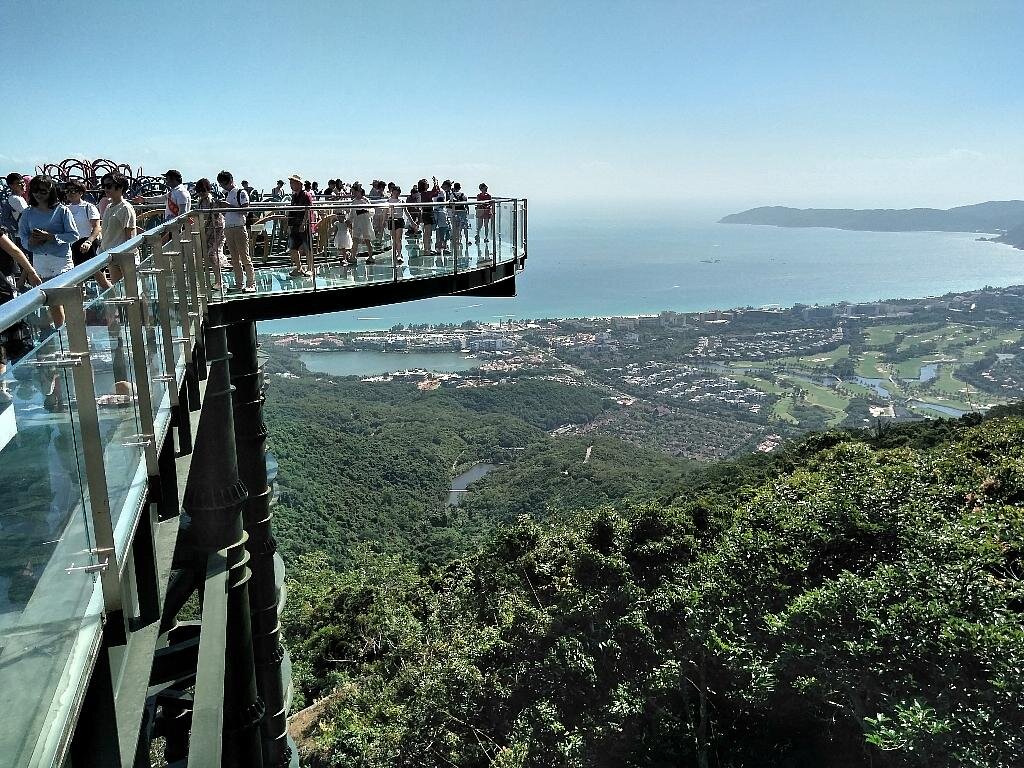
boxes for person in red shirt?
[475,182,493,245]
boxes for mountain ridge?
[720,201,1024,247]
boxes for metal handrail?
[0,196,523,335]
[0,220,169,334]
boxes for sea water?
[263,204,1024,333]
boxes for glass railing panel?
[138,258,170,427]
[0,328,103,768]
[469,196,497,265]
[81,286,148,533]
[518,199,528,267]
[152,242,187,379]
[494,199,515,264]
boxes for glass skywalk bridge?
[0,196,526,767]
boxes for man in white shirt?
[98,173,138,288]
[2,173,29,240]
[163,169,191,221]
[64,180,102,266]
[216,170,255,293]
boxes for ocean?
[262,205,1023,334]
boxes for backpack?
[0,196,18,235]
[229,187,257,227]
[0,274,34,361]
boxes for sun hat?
[288,173,303,183]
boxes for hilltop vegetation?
[283,410,1024,768]
[719,201,1024,234]
[264,347,1024,767]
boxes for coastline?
[263,222,1024,334]
[266,282,1024,340]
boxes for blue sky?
[2,0,1022,209]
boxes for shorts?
[454,214,469,229]
[288,229,311,251]
[36,256,73,281]
[387,218,405,230]
[421,210,435,226]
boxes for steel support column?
[180,320,263,767]
[226,320,290,768]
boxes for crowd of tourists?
[270,174,495,277]
[0,167,497,318]
[0,167,499,377]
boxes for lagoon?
[300,350,480,377]
[447,464,498,507]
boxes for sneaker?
[365,257,376,264]
[396,257,404,264]
[242,285,257,293]
[226,285,243,293]
[288,268,303,277]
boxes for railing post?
[522,198,528,264]
[513,198,519,264]
[391,203,399,283]
[193,210,212,318]
[493,201,500,269]
[46,286,126,631]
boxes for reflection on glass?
[0,330,102,766]
[82,287,147,530]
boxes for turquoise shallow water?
[264,206,1023,333]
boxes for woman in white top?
[64,180,102,268]
[334,196,354,265]
[17,175,78,327]
[385,186,407,266]
[195,178,227,290]
[347,183,375,263]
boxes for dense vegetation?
[265,373,611,566]
[265,350,1024,767]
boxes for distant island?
[720,201,1024,248]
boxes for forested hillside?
[265,355,1023,767]
[265,374,613,565]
